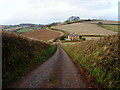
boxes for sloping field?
[83,20,118,24]
[51,23,117,36]
[100,25,118,32]
[23,28,61,41]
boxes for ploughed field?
[51,23,117,36]
[23,28,61,41]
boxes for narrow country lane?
[8,43,88,88]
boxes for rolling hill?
[51,23,117,36]
[83,20,118,24]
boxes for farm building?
[68,34,79,40]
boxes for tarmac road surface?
[8,43,87,88]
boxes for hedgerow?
[2,31,56,87]
[61,34,119,88]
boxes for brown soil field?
[23,28,61,41]
[51,23,118,36]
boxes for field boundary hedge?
[2,31,56,87]
[60,34,119,88]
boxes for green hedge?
[2,31,56,87]
[61,35,120,88]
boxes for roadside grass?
[2,31,56,88]
[100,25,119,32]
[60,34,119,88]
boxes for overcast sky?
[0,0,119,25]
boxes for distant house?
[68,34,79,40]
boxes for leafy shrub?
[81,37,86,40]
[59,36,67,40]
[98,22,103,25]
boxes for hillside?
[83,20,118,24]
[23,28,62,41]
[0,25,2,30]
[83,20,118,32]
[2,31,56,87]
[51,23,117,36]
[61,34,119,88]
[100,25,118,32]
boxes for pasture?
[100,25,118,32]
[17,28,33,32]
[2,27,22,31]
[17,27,41,33]
[83,20,118,24]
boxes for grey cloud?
[0,0,119,25]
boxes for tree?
[98,22,103,25]
[65,16,80,22]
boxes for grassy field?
[2,31,56,87]
[100,25,119,32]
[83,20,118,25]
[31,27,41,30]
[23,28,61,41]
[17,28,33,33]
[2,27,22,31]
[51,23,117,36]
[3,26,41,33]
[61,35,119,88]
